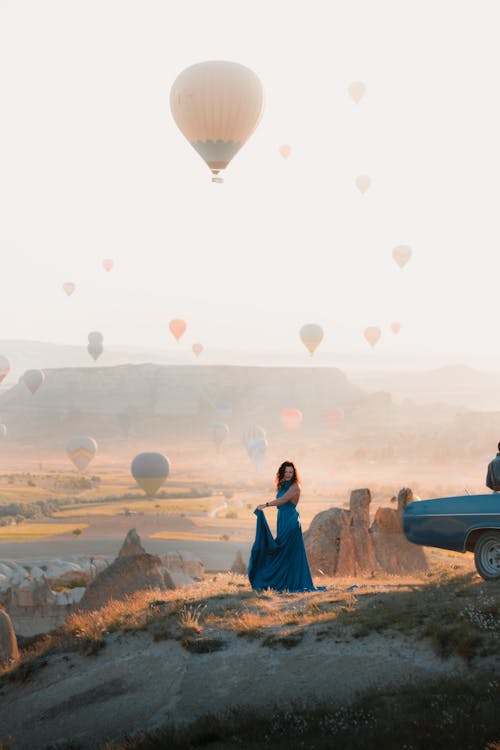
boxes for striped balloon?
[66,436,98,471]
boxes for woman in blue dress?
[248,461,318,592]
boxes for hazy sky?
[2,1,500,367]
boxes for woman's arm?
[266,482,300,507]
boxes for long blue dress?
[248,480,319,592]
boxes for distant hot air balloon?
[391,322,401,334]
[0,424,7,438]
[23,369,45,395]
[87,331,104,361]
[355,176,371,194]
[348,81,366,103]
[212,421,229,450]
[102,259,114,272]
[0,356,10,383]
[364,327,381,348]
[299,324,324,356]
[131,452,171,496]
[170,61,265,183]
[63,282,76,296]
[280,408,303,432]
[243,425,267,471]
[192,343,204,358]
[279,144,292,159]
[324,408,344,431]
[392,245,412,269]
[170,319,186,341]
[66,436,98,471]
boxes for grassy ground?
[0,523,88,541]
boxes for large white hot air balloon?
[392,245,412,269]
[66,436,98,471]
[299,324,324,356]
[170,61,265,183]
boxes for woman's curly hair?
[275,461,300,488]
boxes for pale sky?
[1,1,500,367]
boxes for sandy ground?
[0,627,481,750]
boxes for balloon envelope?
[102,259,114,272]
[170,319,186,341]
[63,282,75,296]
[66,436,98,471]
[0,356,10,383]
[23,369,45,394]
[392,245,412,269]
[88,331,103,343]
[280,408,303,432]
[364,326,381,348]
[0,424,7,438]
[348,81,366,103]
[192,343,204,358]
[325,408,344,430]
[87,342,103,361]
[279,144,292,159]
[355,175,371,194]
[299,323,324,355]
[170,61,265,182]
[390,322,401,334]
[131,452,171,496]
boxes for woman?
[248,461,319,592]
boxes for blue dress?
[248,480,319,592]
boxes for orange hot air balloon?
[0,355,10,383]
[170,61,265,183]
[169,319,187,341]
[63,282,75,296]
[325,408,344,430]
[102,259,114,272]
[355,175,371,194]
[279,144,292,159]
[348,81,366,103]
[391,322,401,334]
[364,327,381,348]
[192,343,204,358]
[392,245,412,269]
[299,324,324,356]
[280,408,303,432]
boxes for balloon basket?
[212,176,224,184]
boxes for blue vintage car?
[403,494,500,580]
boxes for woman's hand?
[256,504,267,511]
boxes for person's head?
[276,461,300,487]
[497,441,500,452]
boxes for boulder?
[303,507,348,575]
[0,608,19,667]
[161,551,204,587]
[371,496,427,573]
[118,528,146,558]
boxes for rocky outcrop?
[230,550,247,575]
[161,551,204,587]
[78,531,175,612]
[304,487,427,577]
[0,608,19,667]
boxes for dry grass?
[0,522,89,541]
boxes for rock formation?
[0,608,19,667]
[77,529,175,612]
[304,487,427,577]
[230,550,247,575]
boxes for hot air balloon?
[390,322,401,334]
[299,324,324,356]
[87,331,104,361]
[0,356,10,383]
[348,81,366,103]
[324,408,344,431]
[131,452,171,496]
[102,259,114,272]
[170,61,265,183]
[0,424,7,438]
[169,319,186,341]
[355,176,371,194]
[392,245,412,269]
[279,144,292,159]
[23,369,45,395]
[364,327,381,348]
[280,408,303,432]
[66,436,98,471]
[63,282,76,296]
[243,426,267,471]
[212,421,229,450]
[192,343,204,358]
